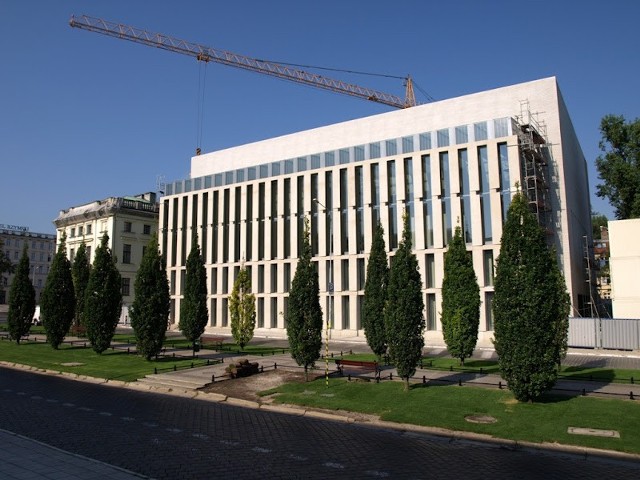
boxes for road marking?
[192,433,209,440]
[323,462,345,469]
[220,440,239,447]
[252,447,271,453]
[143,422,159,428]
[17,392,26,396]
[78,407,94,412]
[365,470,390,477]
[99,411,112,417]
[121,417,135,422]
[30,395,42,400]
[166,428,182,433]
[287,454,308,461]
[3,389,13,392]
[62,402,75,407]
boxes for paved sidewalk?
[0,428,147,479]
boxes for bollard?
[458,378,462,386]
[260,365,264,373]
[498,381,502,389]
[207,359,210,366]
[423,375,426,384]
[389,373,393,381]
[274,362,277,369]
[348,374,351,382]
[631,391,635,400]
[632,377,635,384]
[480,367,483,374]
[173,365,177,371]
[84,342,87,348]
[173,353,175,358]
[331,353,334,358]
[449,365,453,372]
[191,362,194,368]
[582,388,586,396]
[349,349,353,355]
[212,374,215,382]
[154,367,157,374]
[127,347,130,354]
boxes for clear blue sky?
[1,1,638,234]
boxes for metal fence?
[568,317,640,350]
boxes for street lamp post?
[313,198,333,388]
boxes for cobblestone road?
[2,367,640,479]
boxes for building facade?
[0,225,56,305]
[160,77,592,346]
[54,193,159,321]
[608,219,640,319]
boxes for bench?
[69,325,87,337]
[335,359,380,382]
[199,335,225,350]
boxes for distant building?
[594,226,611,301]
[608,219,640,319]
[54,193,160,321]
[0,225,56,305]
[160,77,593,346]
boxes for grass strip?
[263,377,640,454]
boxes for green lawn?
[0,337,213,382]
[262,377,640,454]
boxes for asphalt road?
[1,367,639,480]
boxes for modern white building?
[608,218,640,319]
[54,193,159,321]
[160,77,592,346]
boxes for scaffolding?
[514,100,554,237]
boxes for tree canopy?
[493,192,570,402]
[229,265,256,349]
[286,218,322,381]
[72,241,90,328]
[7,244,35,343]
[84,233,122,354]
[595,114,640,219]
[179,235,209,351]
[441,225,480,365]
[130,234,170,360]
[385,211,425,390]
[41,234,75,349]
[362,221,389,360]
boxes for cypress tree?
[362,221,389,360]
[229,265,256,349]
[441,225,481,365]
[72,241,90,329]
[493,192,571,402]
[40,235,75,349]
[7,244,35,344]
[84,233,122,354]
[179,235,209,354]
[130,234,170,360]
[287,217,322,381]
[385,211,425,391]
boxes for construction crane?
[69,15,417,110]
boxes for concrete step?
[136,374,210,390]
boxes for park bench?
[335,359,380,382]
[199,335,225,350]
[69,325,87,337]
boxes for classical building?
[54,193,159,321]
[160,77,592,346]
[0,225,56,305]
[608,219,640,319]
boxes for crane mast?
[69,15,417,109]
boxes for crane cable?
[196,60,208,155]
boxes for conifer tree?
[287,217,322,381]
[493,192,570,402]
[385,211,425,390]
[441,225,480,365]
[72,241,90,328]
[362,221,389,360]
[130,234,170,360]
[41,235,75,349]
[179,234,208,355]
[84,233,122,354]
[229,265,256,349]
[7,244,35,344]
